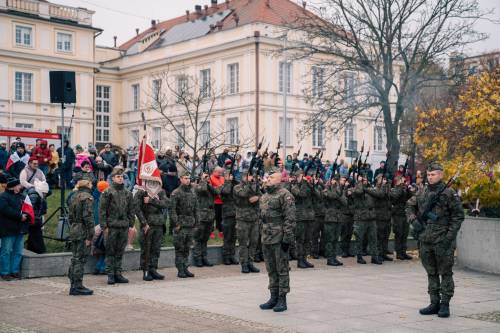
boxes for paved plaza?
[1,256,499,333]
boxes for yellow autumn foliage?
[415,70,500,208]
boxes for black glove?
[281,242,290,253]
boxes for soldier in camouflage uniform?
[221,171,239,265]
[407,163,464,318]
[99,167,135,285]
[290,169,315,268]
[323,176,347,266]
[259,167,296,312]
[340,177,355,258]
[170,171,198,278]
[350,175,383,265]
[134,182,169,281]
[68,175,94,296]
[390,175,413,260]
[311,177,325,259]
[233,171,261,273]
[373,174,393,261]
[193,174,219,267]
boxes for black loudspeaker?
[49,71,76,103]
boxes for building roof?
[119,0,309,52]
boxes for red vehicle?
[0,128,62,151]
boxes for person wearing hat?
[407,162,464,318]
[6,142,29,179]
[258,166,296,312]
[0,141,9,171]
[26,180,49,254]
[170,170,198,278]
[99,167,135,285]
[19,156,46,190]
[372,173,393,262]
[390,175,413,260]
[220,170,239,265]
[0,178,29,280]
[31,139,51,176]
[57,140,76,189]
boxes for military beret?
[267,166,281,175]
[375,173,383,180]
[240,169,249,177]
[110,167,124,177]
[73,172,94,183]
[427,162,443,171]
[178,170,191,178]
[294,169,304,176]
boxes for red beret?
[29,155,38,162]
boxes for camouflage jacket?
[170,184,199,228]
[312,183,325,217]
[351,182,377,222]
[221,181,237,218]
[290,179,314,221]
[406,181,464,244]
[233,180,260,222]
[323,183,347,223]
[372,183,392,221]
[259,183,296,245]
[390,184,411,216]
[195,178,219,222]
[134,188,169,227]
[99,183,135,229]
[68,187,94,241]
[340,186,354,218]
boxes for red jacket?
[31,140,51,166]
[210,174,224,204]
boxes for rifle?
[363,148,370,166]
[381,150,390,180]
[411,173,459,240]
[305,149,321,175]
[357,140,364,174]
[329,144,342,181]
[229,145,239,183]
[248,137,264,178]
[290,144,302,173]
[274,138,282,167]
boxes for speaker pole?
[60,102,66,218]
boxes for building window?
[227,63,239,94]
[279,117,293,146]
[200,120,210,146]
[152,127,161,149]
[15,25,32,47]
[15,72,33,102]
[226,117,239,145]
[131,129,140,146]
[176,124,185,149]
[279,62,292,94]
[374,126,385,151]
[57,126,72,142]
[344,124,357,152]
[56,32,72,52]
[312,66,324,98]
[176,76,188,103]
[312,122,325,147]
[15,123,33,129]
[132,84,140,111]
[96,85,111,143]
[200,69,211,98]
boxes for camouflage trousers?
[340,216,354,255]
[139,225,164,271]
[173,227,193,271]
[236,220,259,264]
[324,222,342,259]
[263,243,290,295]
[193,220,213,261]
[222,216,237,260]
[295,220,313,260]
[420,240,456,303]
[105,227,128,275]
[68,239,90,286]
[376,219,391,256]
[353,220,378,256]
[311,217,325,257]
[392,214,409,254]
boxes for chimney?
[216,21,223,31]
[186,10,190,21]
[204,4,209,15]
[211,0,218,8]
[135,28,139,36]
[151,19,156,28]
[233,13,239,26]
[113,36,117,47]
[195,5,202,16]
[302,1,306,9]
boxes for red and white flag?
[6,153,30,171]
[137,136,162,186]
[22,195,35,225]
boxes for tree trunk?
[386,126,401,177]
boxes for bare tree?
[144,69,251,177]
[283,0,491,171]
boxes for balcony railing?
[2,0,94,26]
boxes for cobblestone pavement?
[1,255,499,333]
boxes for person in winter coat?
[0,178,30,280]
[0,141,9,171]
[26,180,49,254]
[19,156,46,190]
[57,140,76,188]
[6,142,30,179]
[31,140,51,175]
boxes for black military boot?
[357,255,366,264]
[107,274,115,285]
[259,289,279,310]
[114,274,129,283]
[194,258,203,267]
[241,263,250,274]
[381,254,393,261]
[76,284,94,295]
[202,257,213,267]
[438,302,450,318]
[396,252,406,260]
[143,271,154,281]
[149,269,165,280]
[297,259,308,269]
[184,267,195,278]
[419,303,440,315]
[223,257,232,265]
[248,262,260,273]
[230,257,239,265]
[371,256,383,265]
[177,265,187,278]
[304,260,315,268]
[327,257,343,266]
[273,294,288,312]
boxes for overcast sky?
[63,0,499,55]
